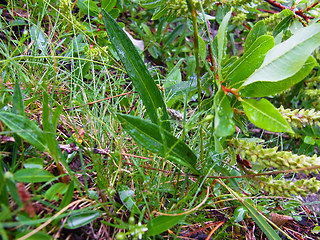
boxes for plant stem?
[187,0,204,162]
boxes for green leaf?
[273,15,293,37]
[198,34,207,61]
[242,200,281,240]
[225,35,274,89]
[217,10,232,73]
[165,24,186,46]
[23,157,44,169]
[16,231,52,240]
[102,10,170,130]
[152,5,168,20]
[214,89,235,137]
[29,25,48,53]
[117,113,199,174]
[242,24,320,87]
[59,181,74,209]
[244,21,267,52]
[76,0,99,16]
[64,211,101,229]
[233,206,248,222]
[6,179,22,206]
[0,112,47,152]
[13,168,55,183]
[13,81,24,115]
[42,92,62,162]
[118,185,140,214]
[45,183,68,201]
[147,215,185,236]
[241,56,317,97]
[242,98,293,133]
[140,0,166,9]
[101,0,117,12]
[304,136,315,145]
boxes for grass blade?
[242,200,282,240]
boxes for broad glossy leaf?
[117,113,199,174]
[119,185,140,214]
[214,89,235,137]
[64,211,101,229]
[242,24,320,87]
[140,0,166,9]
[14,168,55,183]
[244,21,267,51]
[242,200,281,240]
[225,35,274,89]
[0,112,47,152]
[147,215,185,236]
[241,56,317,97]
[242,99,293,133]
[102,10,170,130]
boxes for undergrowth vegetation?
[0,0,320,239]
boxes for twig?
[296,0,320,13]
[263,0,313,22]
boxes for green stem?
[187,0,204,162]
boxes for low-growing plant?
[0,0,320,239]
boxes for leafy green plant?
[1,0,320,239]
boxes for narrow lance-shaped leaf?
[102,10,170,130]
[152,5,169,20]
[241,98,293,133]
[13,80,24,115]
[117,113,199,174]
[140,0,166,9]
[242,23,320,87]
[216,10,232,73]
[273,15,293,37]
[0,112,47,152]
[242,200,282,240]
